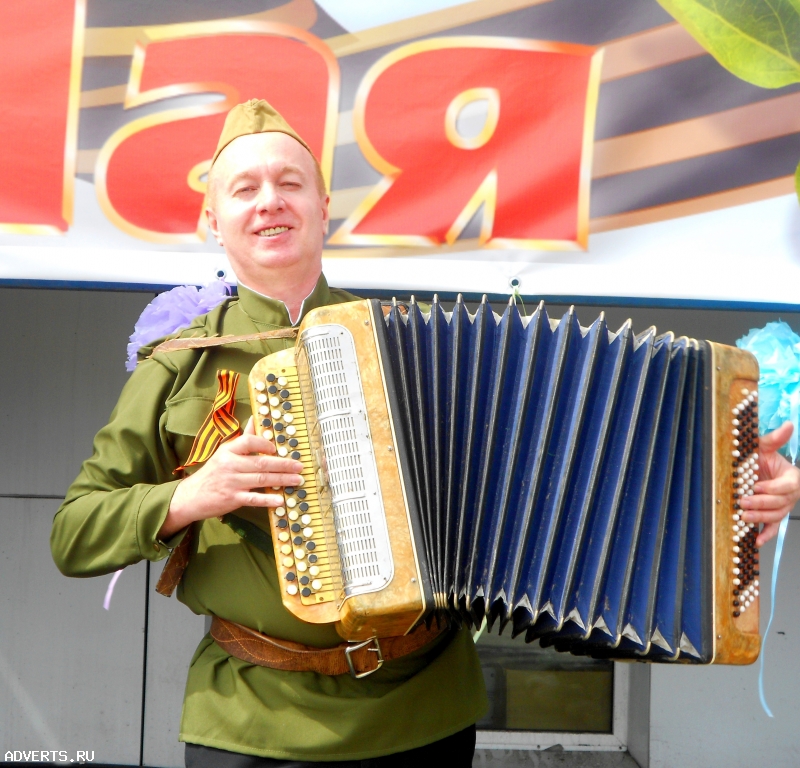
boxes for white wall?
[1,286,797,767]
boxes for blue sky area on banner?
[1,0,799,310]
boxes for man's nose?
[256,183,283,213]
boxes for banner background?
[1,0,799,308]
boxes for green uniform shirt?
[51,276,488,761]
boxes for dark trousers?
[185,724,476,767]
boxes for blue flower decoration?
[736,320,800,460]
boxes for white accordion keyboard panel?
[301,325,394,597]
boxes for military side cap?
[212,99,313,165]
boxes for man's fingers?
[234,472,305,490]
[243,416,256,435]
[225,433,277,456]
[757,521,782,547]
[227,453,303,474]
[752,474,800,497]
[742,506,791,524]
[759,421,794,454]
[740,493,788,512]
[236,489,285,508]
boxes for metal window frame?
[475,661,630,752]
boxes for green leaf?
[657,0,800,88]
[795,156,800,206]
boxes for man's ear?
[321,194,330,235]
[207,207,223,246]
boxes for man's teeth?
[257,226,289,236]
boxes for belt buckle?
[345,636,384,679]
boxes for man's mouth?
[256,226,290,237]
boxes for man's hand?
[158,418,303,539]
[739,421,800,546]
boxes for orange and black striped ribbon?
[175,369,241,473]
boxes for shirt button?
[153,543,160,551]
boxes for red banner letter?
[96,22,338,243]
[0,0,84,233]
[330,38,601,251]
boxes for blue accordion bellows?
[377,296,712,663]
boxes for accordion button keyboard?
[255,366,338,606]
[729,386,759,624]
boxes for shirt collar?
[236,274,332,328]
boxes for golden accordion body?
[249,298,761,665]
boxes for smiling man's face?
[206,131,329,292]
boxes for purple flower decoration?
[126,281,230,370]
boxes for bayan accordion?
[248,298,761,665]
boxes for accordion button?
[274,423,284,432]
[255,381,265,392]
[268,385,277,394]
[283,402,293,411]
[287,584,298,596]
[277,519,288,529]
[303,527,314,538]
[278,377,288,386]
[291,452,301,460]
[278,532,289,542]
[275,507,286,517]
[300,576,310,585]
[299,502,309,512]
[311,580,322,591]
[278,447,288,457]
[259,406,269,415]
[301,588,312,597]
[282,557,293,567]
[263,430,274,440]
[291,524,301,534]
[284,414,294,424]
[261,418,272,428]
[306,542,316,551]
[309,566,320,576]
[288,509,299,520]
[257,394,267,404]
[280,389,291,399]
[308,554,318,563]
[289,439,299,448]
[294,536,303,545]
[281,544,291,555]
[294,548,305,559]
[267,374,276,382]
[297,490,307,499]
[269,396,280,407]
[272,409,282,419]
[301,514,311,525]
[276,434,286,444]
[286,426,297,436]
[297,561,308,572]
[286,498,297,508]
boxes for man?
[51,100,486,767]
[51,99,800,767]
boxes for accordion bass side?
[248,298,761,665]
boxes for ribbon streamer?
[758,515,789,717]
[103,569,123,610]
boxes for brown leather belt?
[210,616,445,679]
